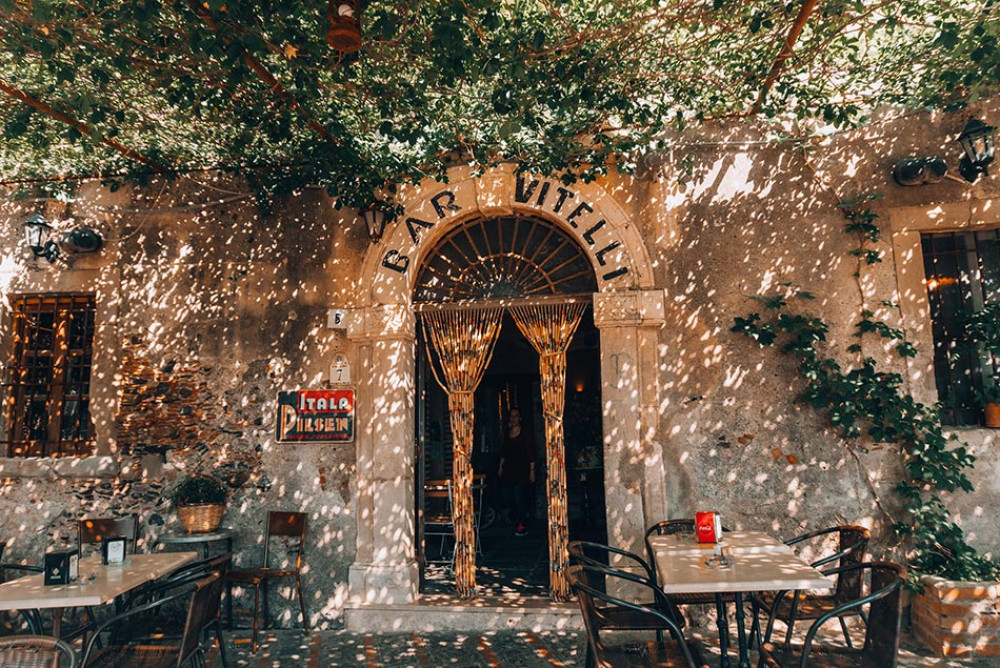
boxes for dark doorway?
[416,308,605,596]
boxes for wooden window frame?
[921,230,1000,426]
[4,294,96,457]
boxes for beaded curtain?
[421,307,503,598]
[510,302,586,601]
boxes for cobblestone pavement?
[209,627,997,667]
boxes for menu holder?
[102,536,127,565]
[43,548,79,585]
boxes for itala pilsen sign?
[276,389,355,443]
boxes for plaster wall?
[0,99,999,625]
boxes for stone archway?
[345,165,666,608]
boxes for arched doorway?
[345,166,668,616]
[413,212,604,598]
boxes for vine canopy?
[0,0,998,206]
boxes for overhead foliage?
[0,0,998,207]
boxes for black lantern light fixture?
[361,205,394,244]
[23,214,60,263]
[957,117,996,183]
[327,0,362,53]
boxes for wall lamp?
[957,117,996,183]
[360,205,395,244]
[23,214,102,263]
[893,117,996,186]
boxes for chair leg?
[838,616,854,648]
[748,599,760,649]
[251,583,261,654]
[296,575,309,632]
[213,619,230,668]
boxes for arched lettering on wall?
[380,178,631,282]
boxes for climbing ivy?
[732,199,1000,582]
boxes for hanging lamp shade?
[327,0,362,53]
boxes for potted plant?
[975,382,1000,428]
[171,474,227,533]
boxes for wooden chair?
[80,571,224,668]
[225,511,308,653]
[424,479,456,566]
[758,562,904,668]
[78,515,140,556]
[568,564,706,668]
[751,524,870,649]
[0,635,77,668]
[423,478,486,567]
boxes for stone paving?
[209,626,998,667]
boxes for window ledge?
[0,456,119,479]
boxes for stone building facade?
[0,99,998,627]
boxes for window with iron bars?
[921,230,1000,426]
[4,294,95,457]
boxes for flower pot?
[984,403,1000,428]
[177,503,225,533]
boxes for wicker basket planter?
[177,503,225,533]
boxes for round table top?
[158,527,235,544]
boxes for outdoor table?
[0,550,198,638]
[649,531,832,668]
[158,527,235,559]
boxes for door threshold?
[343,594,582,632]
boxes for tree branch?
[0,78,166,171]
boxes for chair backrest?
[786,524,870,601]
[78,515,140,555]
[0,634,77,668]
[175,572,224,668]
[569,540,657,583]
[568,564,696,668]
[264,511,307,571]
[799,561,904,668]
[861,562,905,666]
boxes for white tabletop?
[0,551,198,610]
[652,532,833,595]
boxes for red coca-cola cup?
[696,511,723,544]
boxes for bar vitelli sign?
[381,176,629,282]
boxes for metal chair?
[569,542,687,668]
[78,515,140,556]
[0,550,46,635]
[115,553,231,668]
[568,564,705,668]
[758,562,904,668]
[0,635,77,668]
[81,571,224,668]
[751,524,870,650]
[225,511,308,653]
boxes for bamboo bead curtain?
[421,307,503,598]
[421,302,585,600]
[510,302,586,601]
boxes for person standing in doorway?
[498,407,536,536]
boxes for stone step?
[344,595,583,632]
